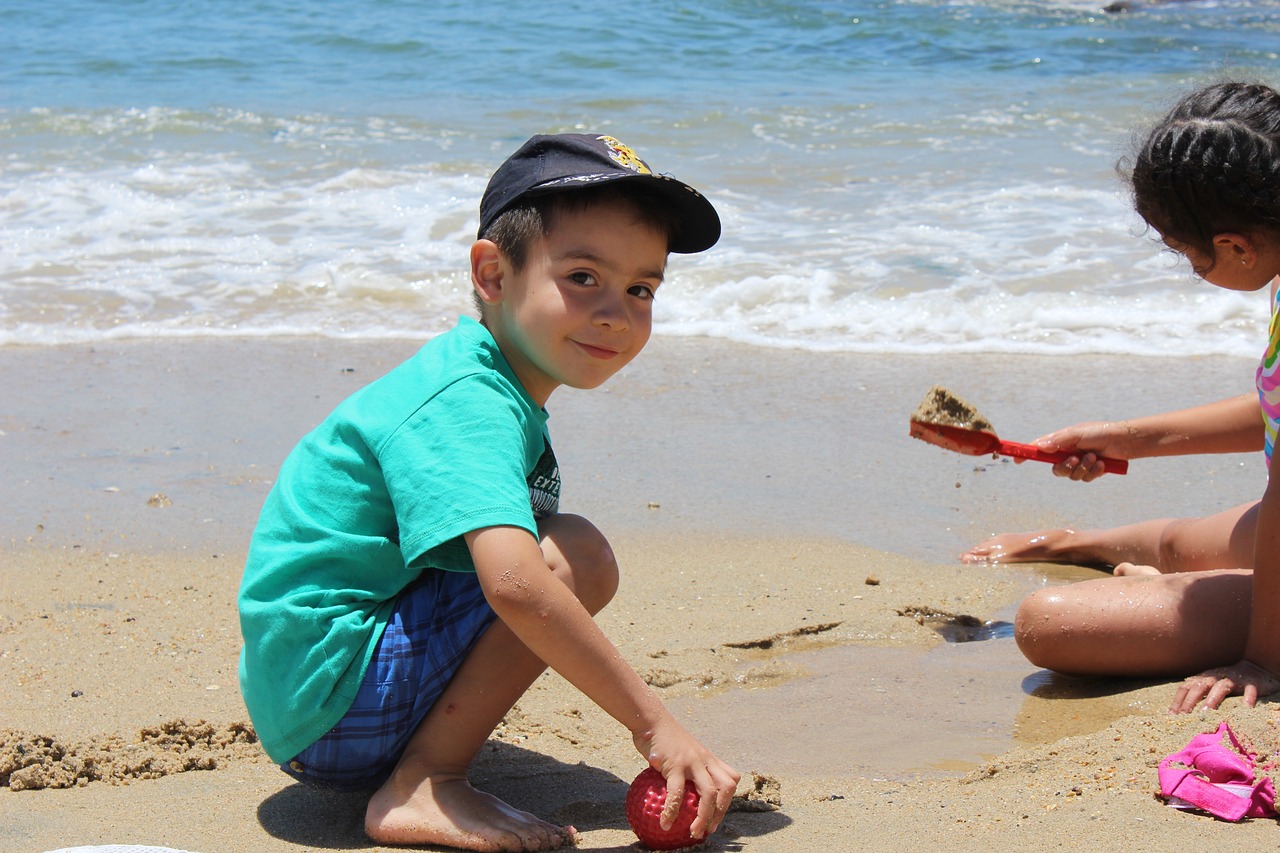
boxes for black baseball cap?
[478,133,721,254]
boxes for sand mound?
[1,720,257,791]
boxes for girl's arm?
[1244,473,1280,675]
[1245,278,1280,672]
[1035,393,1263,481]
[1118,393,1264,456]
[465,525,740,838]
[1169,473,1280,712]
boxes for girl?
[965,81,1280,714]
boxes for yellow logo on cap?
[597,136,652,175]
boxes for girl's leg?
[961,501,1259,573]
[365,514,619,851]
[1014,569,1252,677]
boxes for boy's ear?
[470,239,505,305]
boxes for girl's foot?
[960,529,1085,565]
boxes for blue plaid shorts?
[281,568,497,790]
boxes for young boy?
[238,133,740,851]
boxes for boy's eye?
[569,271,597,286]
[628,284,656,301]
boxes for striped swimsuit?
[1257,288,1280,465]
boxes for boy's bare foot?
[366,773,575,852]
[960,529,1083,565]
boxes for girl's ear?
[471,239,505,305]
[1213,232,1259,268]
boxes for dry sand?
[3,336,1277,852]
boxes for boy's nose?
[592,293,628,329]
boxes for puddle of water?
[669,634,1163,780]
[670,639,1034,779]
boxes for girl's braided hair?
[1125,82,1280,271]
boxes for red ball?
[625,767,701,850]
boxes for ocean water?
[3,0,1279,355]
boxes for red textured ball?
[625,767,701,850]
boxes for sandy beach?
[3,335,1277,852]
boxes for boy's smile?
[476,201,668,406]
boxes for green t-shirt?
[238,317,558,763]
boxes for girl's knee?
[1156,518,1199,572]
[1013,589,1073,670]
[1157,512,1251,573]
[1013,592,1047,666]
[1012,574,1225,677]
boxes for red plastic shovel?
[908,420,1129,475]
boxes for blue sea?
[3,0,1278,355]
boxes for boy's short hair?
[482,181,685,272]
[479,133,720,256]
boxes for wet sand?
[3,335,1276,851]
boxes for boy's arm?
[465,524,739,837]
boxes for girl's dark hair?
[1124,81,1280,271]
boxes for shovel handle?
[997,440,1129,475]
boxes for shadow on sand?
[256,739,792,850]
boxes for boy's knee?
[583,548,620,615]
[571,523,620,614]
[539,514,619,614]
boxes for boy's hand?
[469,525,740,837]
[1170,658,1280,713]
[632,715,740,840]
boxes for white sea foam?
[4,0,1278,355]
[1,148,1269,356]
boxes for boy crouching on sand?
[238,134,740,851]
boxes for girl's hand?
[1034,421,1134,481]
[632,716,740,840]
[1170,659,1280,714]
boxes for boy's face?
[479,199,668,405]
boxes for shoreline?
[3,336,1273,851]
[2,335,1259,557]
